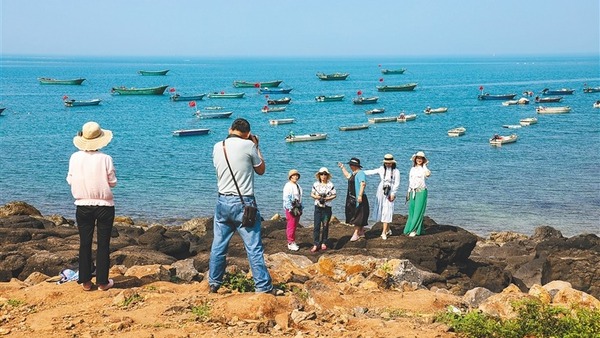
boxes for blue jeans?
[209,195,273,293]
[313,205,331,246]
[76,205,114,285]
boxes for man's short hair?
[230,118,251,133]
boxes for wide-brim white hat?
[383,153,396,164]
[411,151,428,163]
[73,121,113,151]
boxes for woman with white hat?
[66,121,117,291]
[338,157,369,242]
[309,167,337,252]
[283,169,303,251]
[403,151,431,237]
[364,154,400,240]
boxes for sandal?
[310,246,318,253]
[82,281,93,291]
[98,279,114,291]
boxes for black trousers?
[76,206,114,285]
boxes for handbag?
[222,140,258,227]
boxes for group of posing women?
[282,151,431,252]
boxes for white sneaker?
[409,231,417,237]
[381,233,387,240]
[287,242,299,251]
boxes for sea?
[1,55,599,237]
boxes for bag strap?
[222,140,246,206]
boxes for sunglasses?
[319,172,329,175]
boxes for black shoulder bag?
[222,140,258,227]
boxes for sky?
[1,0,599,58]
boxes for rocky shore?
[0,201,598,337]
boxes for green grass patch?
[222,272,255,292]
[119,293,144,308]
[191,301,211,321]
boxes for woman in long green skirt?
[403,151,431,237]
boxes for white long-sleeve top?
[408,165,430,191]
[364,166,400,196]
[67,151,117,206]
[282,181,302,210]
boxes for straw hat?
[315,167,332,179]
[288,169,300,179]
[411,151,428,163]
[347,157,362,168]
[383,154,396,164]
[73,121,113,151]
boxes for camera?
[383,185,391,196]
[319,194,327,205]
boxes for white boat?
[194,111,233,119]
[501,100,519,106]
[204,106,224,110]
[502,124,522,129]
[365,108,385,114]
[517,98,530,105]
[593,101,600,109]
[397,113,417,122]
[172,128,210,136]
[368,116,397,123]
[519,117,538,126]
[489,134,518,146]
[269,118,295,125]
[262,106,287,113]
[447,127,466,137]
[536,106,571,114]
[285,133,327,143]
[339,124,369,131]
[424,107,448,114]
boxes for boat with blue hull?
[478,93,517,100]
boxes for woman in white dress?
[364,154,400,240]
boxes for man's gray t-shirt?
[213,137,262,196]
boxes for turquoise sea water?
[0,55,598,237]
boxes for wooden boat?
[535,96,562,103]
[490,134,518,146]
[519,117,538,126]
[64,99,101,107]
[138,69,169,76]
[583,86,600,93]
[38,77,85,85]
[542,88,574,95]
[594,101,600,109]
[381,68,406,75]
[315,95,344,102]
[233,80,282,88]
[536,106,571,114]
[111,85,169,95]
[170,93,206,101]
[478,93,517,100]
[365,108,385,114]
[194,111,233,119]
[269,118,295,125]
[207,92,245,99]
[376,83,417,92]
[172,128,210,136]
[369,116,397,124]
[267,97,291,105]
[397,113,417,122]
[339,124,369,131]
[424,106,448,114]
[316,72,349,81]
[285,133,327,142]
[352,96,378,104]
[261,106,287,113]
[258,87,293,94]
[447,127,466,137]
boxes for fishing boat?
[285,133,328,142]
[170,93,206,101]
[258,87,293,94]
[542,88,574,95]
[502,124,522,129]
[315,94,345,102]
[478,93,517,100]
[138,70,169,76]
[519,117,538,126]
[269,118,295,125]
[397,113,417,122]
[594,101,600,109]
[583,86,600,93]
[316,72,349,81]
[502,98,530,106]
[267,97,291,105]
[111,85,169,95]
[261,106,287,113]
[447,127,466,137]
[233,80,283,88]
[536,106,571,114]
[207,92,245,99]
[381,68,406,75]
[368,116,397,123]
[339,124,369,131]
[534,96,562,103]
[194,111,233,119]
[424,106,448,114]
[38,77,86,85]
[0,107,5,115]
[376,83,417,92]
[365,108,385,114]
[352,96,378,104]
[489,134,518,146]
[64,99,102,107]
[172,128,210,136]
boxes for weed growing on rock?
[222,272,255,292]
[120,293,144,308]
[191,301,211,322]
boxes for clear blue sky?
[1,0,598,57]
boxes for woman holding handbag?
[283,169,303,251]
